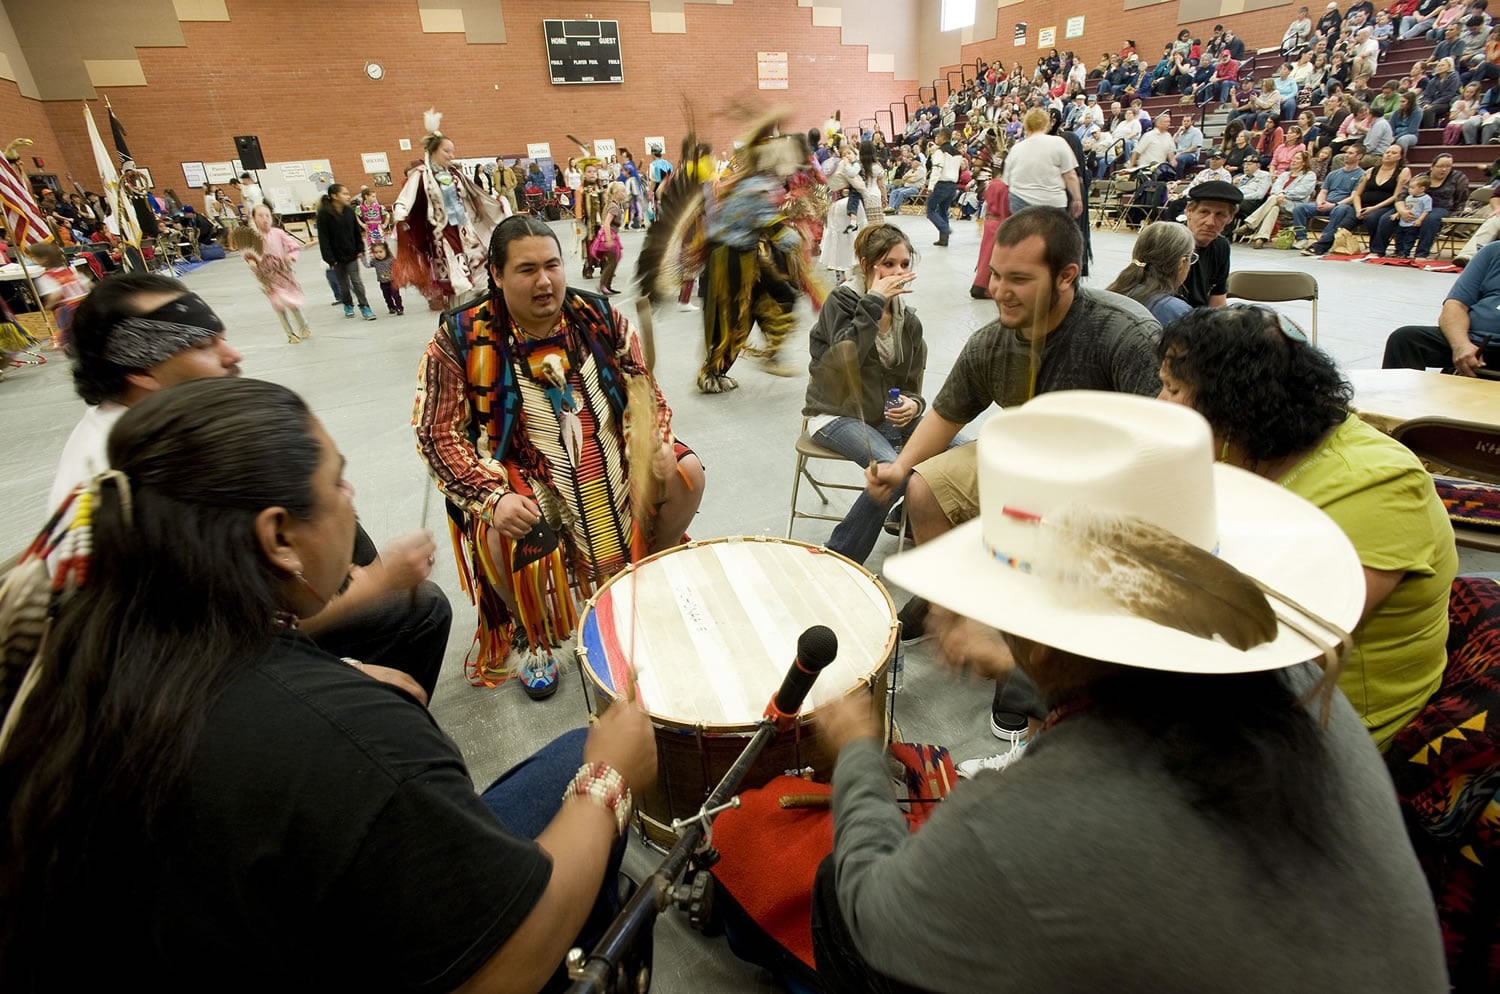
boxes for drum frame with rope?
[577,536,897,849]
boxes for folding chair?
[1392,417,1500,552]
[1225,270,1319,345]
[786,418,908,548]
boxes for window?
[941,0,975,32]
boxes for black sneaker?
[897,596,930,644]
[882,499,911,539]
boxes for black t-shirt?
[1181,235,1230,307]
[140,632,551,992]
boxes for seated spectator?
[1173,114,1204,174]
[1233,79,1281,131]
[1274,63,1302,122]
[1094,104,1142,177]
[1350,26,1381,78]
[1269,125,1308,174]
[1370,80,1401,117]
[1454,175,1500,264]
[1105,221,1197,324]
[1236,156,1274,216]
[1293,145,1366,248]
[1401,0,1458,38]
[1163,149,1235,219]
[1160,306,1457,751]
[1420,58,1461,126]
[886,157,926,212]
[1304,144,1410,253]
[1224,126,1253,174]
[1372,153,1469,259]
[1467,24,1500,84]
[1255,120,1288,168]
[1317,1,1345,46]
[1128,114,1178,175]
[1455,14,1492,73]
[1386,237,1500,373]
[1445,81,1484,142]
[1298,108,1324,148]
[1199,49,1240,105]
[1390,91,1423,153]
[805,225,944,565]
[1235,149,1318,247]
[1284,5,1315,54]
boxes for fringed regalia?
[393,163,509,306]
[413,288,673,685]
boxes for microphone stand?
[565,718,782,994]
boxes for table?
[1347,368,1500,434]
[276,210,315,243]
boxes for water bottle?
[884,388,902,422]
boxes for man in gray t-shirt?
[866,212,1161,546]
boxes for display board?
[261,159,332,213]
[544,19,623,84]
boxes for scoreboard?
[544,20,624,85]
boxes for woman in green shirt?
[1155,305,1457,749]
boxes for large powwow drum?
[578,537,897,847]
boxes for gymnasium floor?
[2,215,1493,992]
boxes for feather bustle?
[1042,505,1278,651]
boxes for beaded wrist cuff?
[564,762,633,836]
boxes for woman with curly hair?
[1156,305,1457,750]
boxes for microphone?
[764,625,839,729]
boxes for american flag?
[0,154,50,249]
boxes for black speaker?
[234,135,266,171]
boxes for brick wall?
[0,79,74,189]
[31,0,914,208]
[955,4,1298,83]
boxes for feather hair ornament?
[1023,503,1278,651]
[423,108,443,137]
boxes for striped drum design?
[578,537,897,847]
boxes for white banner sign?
[180,161,207,188]
[593,139,616,159]
[361,152,389,174]
[1065,15,1085,38]
[527,142,552,160]
[204,161,235,184]
[643,136,666,156]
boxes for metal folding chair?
[1392,416,1500,552]
[1225,270,1319,345]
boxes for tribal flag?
[0,155,49,249]
[85,102,141,245]
[106,97,132,168]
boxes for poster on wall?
[593,138,616,160]
[361,152,389,174]
[204,161,235,184]
[527,142,552,160]
[279,162,308,182]
[1014,22,1027,47]
[644,135,666,155]
[757,51,788,89]
[1065,16,1085,39]
[180,161,207,188]
[1038,26,1056,47]
[372,172,393,187]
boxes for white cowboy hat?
[883,392,1363,674]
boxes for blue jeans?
[1174,151,1198,175]
[815,416,968,565]
[927,181,959,239]
[887,186,920,211]
[1007,190,1032,215]
[1374,206,1449,257]
[480,728,627,991]
[1311,202,1386,252]
[1290,201,1332,239]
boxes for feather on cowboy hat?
[884,392,1362,674]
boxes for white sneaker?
[1292,239,1309,250]
[956,739,1028,779]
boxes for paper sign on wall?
[1014,22,1027,47]
[204,161,235,184]
[527,142,552,159]
[757,51,788,90]
[180,161,207,188]
[399,138,412,151]
[644,135,666,156]
[593,139,616,159]
[1065,16,1085,38]
[279,162,308,181]
[361,152,389,173]
[1038,26,1056,47]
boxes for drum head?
[580,539,895,729]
